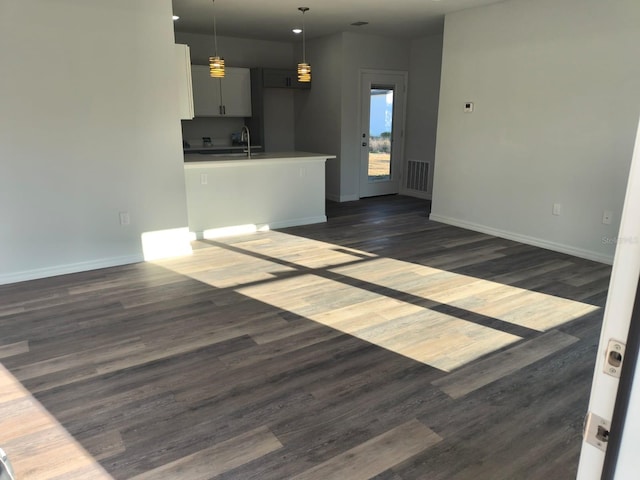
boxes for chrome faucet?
[240,125,251,158]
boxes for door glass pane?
[368,86,394,181]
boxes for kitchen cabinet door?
[191,65,223,116]
[262,68,311,89]
[191,65,251,117]
[221,67,252,116]
[175,44,194,120]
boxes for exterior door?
[359,70,407,198]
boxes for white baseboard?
[269,215,327,229]
[195,215,328,240]
[400,188,432,200]
[0,254,144,286]
[428,213,614,265]
[329,191,430,202]
[340,194,360,202]
[326,193,359,203]
[325,193,360,203]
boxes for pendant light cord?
[299,7,309,64]
[213,0,219,57]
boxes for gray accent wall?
[404,34,443,198]
[294,34,344,201]
[295,32,413,201]
[174,32,295,69]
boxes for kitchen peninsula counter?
[183,152,335,238]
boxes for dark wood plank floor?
[0,195,611,479]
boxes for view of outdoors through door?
[360,71,405,198]
[368,86,394,181]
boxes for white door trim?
[358,69,408,198]
[577,115,640,479]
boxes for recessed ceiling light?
[172,15,180,21]
[292,27,302,34]
[351,21,369,27]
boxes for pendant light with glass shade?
[297,7,311,83]
[209,0,225,78]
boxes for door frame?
[576,116,640,479]
[358,69,408,198]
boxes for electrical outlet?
[200,173,208,185]
[553,203,561,216]
[602,210,613,225]
[119,212,130,226]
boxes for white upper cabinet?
[191,65,252,117]
[222,67,252,117]
[175,44,194,120]
[191,65,222,116]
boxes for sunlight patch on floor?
[0,364,113,480]
[153,231,600,372]
[328,257,599,332]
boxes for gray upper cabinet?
[191,65,252,117]
[262,68,311,89]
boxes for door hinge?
[584,411,611,452]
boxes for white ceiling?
[172,0,507,42]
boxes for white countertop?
[184,151,336,167]
[183,145,263,153]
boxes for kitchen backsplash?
[181,116,246,148]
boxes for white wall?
[430,0,640,263]
[0,0,189,284]
[404,34,443,198]
[184,157,328,234]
